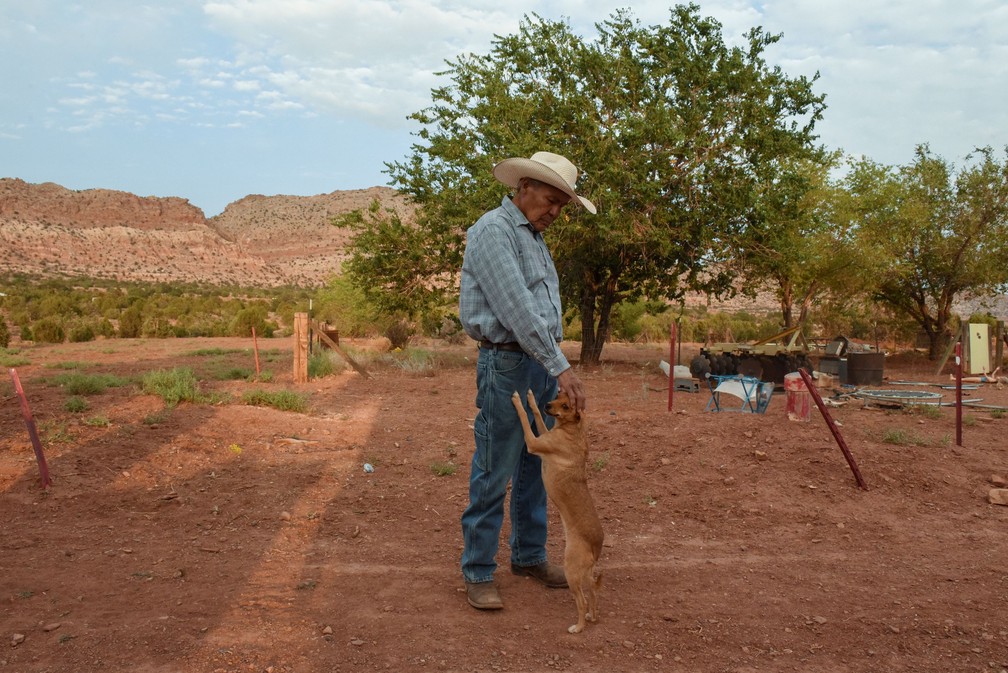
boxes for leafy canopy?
[342,5,825,363]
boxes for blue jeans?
[460,347,557,584]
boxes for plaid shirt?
[459,196,571,377]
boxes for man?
[458,151,595,610]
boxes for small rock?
[813,616,827,624]
[42,623,61,632]
[622,640,635,649]
[350,638,365,646]
[988,488,1008,506]
[279,511,291,521]
[11,633,25,646]
[322,626,333,635]
[754,450,768,461]
[991,474,1008,487]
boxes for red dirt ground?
[1,337,1007,673]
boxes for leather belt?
[478,340,524,353]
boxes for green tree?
[118,303,144,338]
[228,305,274,338]
[350,5,824,363]
[32,317,65,344]
[736,152,855,330]
[847,145,1008,359]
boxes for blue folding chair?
[704,374,774,413]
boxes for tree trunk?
[577,286,613,366]
[778,278,794,329]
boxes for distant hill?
[0,177,412,288]
[2,176,1003,322]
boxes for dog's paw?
[525,389,537,406]
[567,623,584,634]
[511,391,520,402]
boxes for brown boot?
[510,562,568,588]
[465,581,503,610]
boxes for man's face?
[514,179,572,232]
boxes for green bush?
[610,301,649,341]
[118,304,143,338]
[229,306,275,338]
[313,277,379,337]
[308,351,337,379]
[0,317,9,348]
[68,321,96,343]
[95,318,116,338]
[32,317,65,344]
[142,315,175,338]
[53,372,128,395]
[241,389,308,413]
[64,396,89,413]
[141,367,203,406]
[385,318,414,350]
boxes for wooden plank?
[293,312,309,383]
[311,320,371,379]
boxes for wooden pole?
[798,367,867,490]
[9,368,51,489]
[311,320,371,379]
[934,326,961,376]
[996,321,1004,372]
[293,312,309,383]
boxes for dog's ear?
[573,408,582,422]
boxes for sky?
[1,1,1006,217]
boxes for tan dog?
[511,389,604,633]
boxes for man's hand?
[557,368,586,412]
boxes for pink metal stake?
[955,341,962,447]
[798,367,867,490]
[252,326,261,377]
[668,322,677,411]
[9,368,52,489]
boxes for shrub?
[64,396,89,413]
[32,317,65,344]
[68,322,96,343]
[53,372,128,395]
[142,367,203,406]
[308,351,337,379]
[0,317,9,348]
[430,461,457,476]
[142,316,175,338]
[241,389,308,413]
[229,306,275,338]
[118,304,144,336]
[313,277,380,337]
[385,318,414,350]
[118,304,144,338]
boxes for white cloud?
[1,0,1006,215]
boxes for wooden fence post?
[293,312,309,383]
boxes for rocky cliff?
[0,178,411,288]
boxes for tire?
[689,354,711,379]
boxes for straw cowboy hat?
[493,151,597,214]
